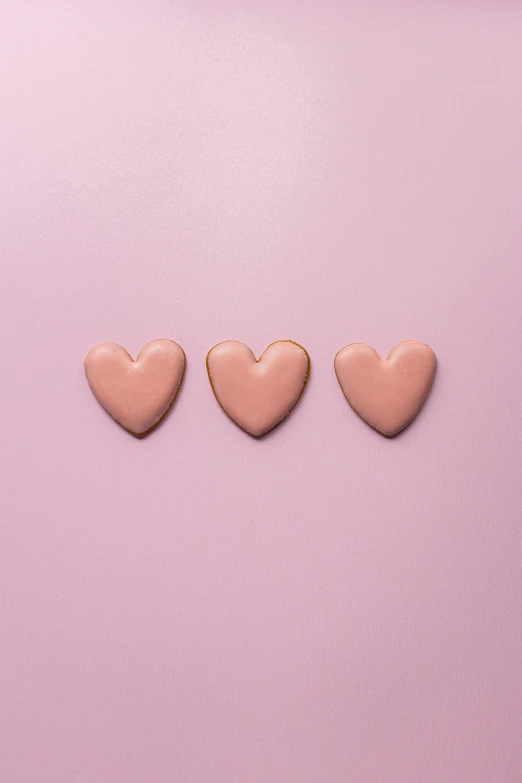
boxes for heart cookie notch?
[84,340,185,436]
[206,340,310,437]
[334,340,436,437]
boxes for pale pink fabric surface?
[207,341,309,436]
[1,3,522,782]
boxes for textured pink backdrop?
[1,2,522,782]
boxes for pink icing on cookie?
[334,341,437,437]
[84,340,185,436]
[206,340,310,437]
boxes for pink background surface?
[1,2,522,781]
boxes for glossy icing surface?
[206,340,310,437]
[334,341,436,437]
[84,340,185,436]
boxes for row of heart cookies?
[84,339,437,438]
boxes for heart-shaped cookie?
[84,340,185,436]
[334,341,436,437]
[206,340,310,437]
